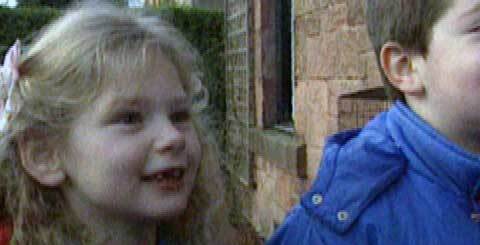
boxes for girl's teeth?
[146,168,184,182]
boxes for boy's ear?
[380,42,425,96]
[16,128,66,187]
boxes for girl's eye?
[170,111,191,123]
[113,111,144,125]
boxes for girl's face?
[62,53,201,223]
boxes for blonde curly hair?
[0,3,235,244]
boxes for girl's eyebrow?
[106,96,190,110]
[106,97,148,110]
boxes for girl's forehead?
[94,49,190,108]
[99,71,188,104]
[88,81,190,117]
[105,81,187,100]
[104,55,186,91]
[104,46,179,74]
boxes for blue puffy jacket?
[268,101,480,245]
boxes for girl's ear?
[16,128,66,187]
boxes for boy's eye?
[113,111,144,125]
[170,111,191,123]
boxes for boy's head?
[367,0,480,153]
[366,0,452,101]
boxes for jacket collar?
[387,101,480,199]
[302,101,480,234]
[302,111,406,233]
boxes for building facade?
[224,0,390,240]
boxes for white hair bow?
[0,40,21,132]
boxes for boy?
[268,0,480,244]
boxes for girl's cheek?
[106,138,149,169]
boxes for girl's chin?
[145,193,190,215]
[142,203,189,222]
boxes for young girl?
[0,3,236,245]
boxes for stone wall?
[225,0,390,241]
[295,0,387,184]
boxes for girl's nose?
[154,124,186,155]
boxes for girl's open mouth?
[142,167,186,191]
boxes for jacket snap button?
[337,211,349,221]
[312,194,323,205]
[471,213,480,223]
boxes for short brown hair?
[366,0,452,101]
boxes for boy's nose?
[154,124,186,155]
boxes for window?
[260,0,293,130]
[276,0,292,125]
[338,88,391,131]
